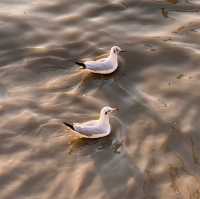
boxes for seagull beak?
[120,50,127,53]
[111,107,119,112]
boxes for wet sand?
[0,0,200,198]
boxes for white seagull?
[63,106,117,138]
[75,46,125,74]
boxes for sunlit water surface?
[0,0,200,198]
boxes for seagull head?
[110,46,126,55]
[100,106,118,116]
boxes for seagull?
[63,106,117,138]
[75,46,125,74]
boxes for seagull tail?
[63,122,74,130]
[75,61,86,69]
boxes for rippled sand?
[0,0,200,198]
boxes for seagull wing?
[73,120,105,137]
[85,58,112,72]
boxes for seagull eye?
[105,111,108,115]
[113,49,116,54]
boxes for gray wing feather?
[74,120,105,137]
[85,59,112,71]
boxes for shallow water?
[0,0,200,198]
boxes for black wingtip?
[75,61,86,69]
[63,122,74,130]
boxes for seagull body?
[63,106,117,138]
[75,46,125,74]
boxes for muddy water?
[0,0,200,198]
